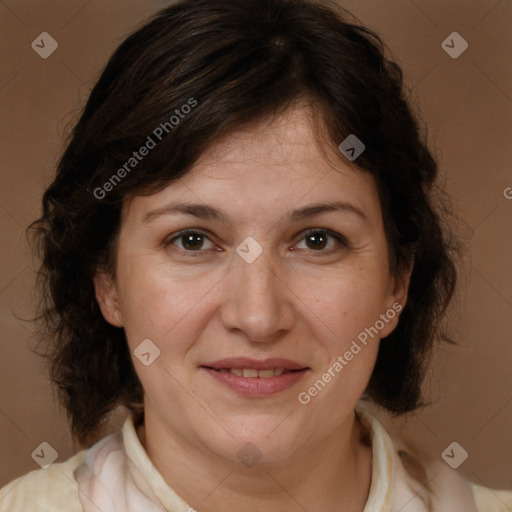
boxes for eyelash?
[164,228,350,256]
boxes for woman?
[1,0,510,510]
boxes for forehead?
[191,106,348,178]
[123,106,380,223]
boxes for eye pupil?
[183,233,203,250]
[306,233,328,250]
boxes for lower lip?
[202,367,308,398]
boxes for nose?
[219,247,296,343]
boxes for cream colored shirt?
[1,408,510,511]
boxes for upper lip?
[201,357,308,371]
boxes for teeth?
[224,368,289,378]
[257,369,275,378]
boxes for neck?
[138,410,372,512]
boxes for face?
[94,106,410,466]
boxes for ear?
[93,269,123,327]
[380,259,413,338]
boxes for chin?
[206,416,304,462]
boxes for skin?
[94,106,412,512]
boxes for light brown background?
[0,0,511,492]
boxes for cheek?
[115,259,205,345]
[295,269,385,415]
[296,263,390,351]
[115,267,209,401]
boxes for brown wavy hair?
[29,0,458,447]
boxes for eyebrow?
[142,200,367,224]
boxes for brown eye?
[180,232,205,250]
[305,232,329,250]
[295,229,349,252]
[165,230,214,252]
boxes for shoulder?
[392,436,512,512]
[0,449,86,512]
[471,481,512,512]
[357,406,512,512]
[391,433,512,512]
